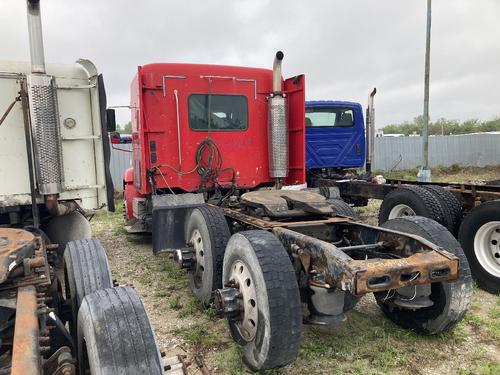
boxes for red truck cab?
[128,63,305,197]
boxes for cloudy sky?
[2,0,499,128]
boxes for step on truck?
[121,51,472,370]
[306,91,500,294]
[0,1,168,374]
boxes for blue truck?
[305,92,500,293]
[305,100,366,176]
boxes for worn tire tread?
[327,198,358,218]
[379,185,447,227]
[236,231,302,370]
[423,185,462,234]
[78,286,162,374]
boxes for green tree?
[119,121,132,133]
[381,117,499,136]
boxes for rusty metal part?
[222,206,349,230]
[240,190,333,218]
[1,235,50,292]
[44,195,79,216]
[214,286,242,319]
[0,228,36,283]
[163,354,188,374]
[9,256,46,278]
[323,178,500,209]
[11,285,40,375]
[43,346,76,375]
[273,227,459,295]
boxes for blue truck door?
[305,101,365,169]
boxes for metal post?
[418,0,432,182]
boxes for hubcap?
[228,260,258,341]
[190,229,206,288]
[474,221,500,277]
[389,204,416,219]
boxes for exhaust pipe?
[268,51,288,186]
[26,0,46,74]
[25,1,69,215]
[365,88,377,175]
[272,51,284,93]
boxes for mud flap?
[151,194,205,254]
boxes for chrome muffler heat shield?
[268,95,288,179]
[27,74,63,195]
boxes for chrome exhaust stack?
[26,0,46,74]
[26,0,66,213]
[365,88,377,175]
[268,51,288,187]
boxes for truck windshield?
[189,94,248,131]
[305,107,354,127]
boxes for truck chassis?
[166,191,471,371]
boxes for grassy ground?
[91,165,500,374]
[376,164,500,184]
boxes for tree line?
[118,116,500,136]
[382,115,500,136]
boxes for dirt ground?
[92,166,500,375]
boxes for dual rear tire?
[379,185,462,234]
[185,205,471,370]
[379,187,500,293]
[63,239,163,374]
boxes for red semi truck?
[119,52,472,371]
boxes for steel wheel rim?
[191,229,206,288]
[389,204,416,219]
[229,260,258,341]
[474,221,500,277]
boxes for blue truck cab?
[305,101,365,178]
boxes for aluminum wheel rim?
[389,204,416,219]
[229,260,258,341]
[473,221,500,277]
[191,229,206,288]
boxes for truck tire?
[458,200,500,293]
[185,205,231,305]
[63,239,113,338]
[375,216,472,334]
[328,198,358,218]
[378,186,446,228]
[78,286,163,375]
[423,185,462,234]
[222,231,302,371]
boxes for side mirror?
[106,108,116,132]
[110,132,121,144]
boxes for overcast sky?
[2,0,499,128]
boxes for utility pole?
[418,0,432,182]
